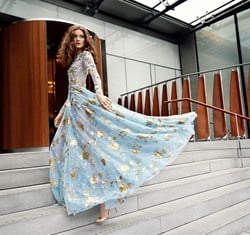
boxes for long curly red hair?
[56,25,97,67]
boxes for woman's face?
[72,29,85,51]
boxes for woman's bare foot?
[96,204,110,224]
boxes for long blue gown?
[49,50,197,215]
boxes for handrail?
[120,62,250,96]
[166,97,248,157]
[165,98,250,121]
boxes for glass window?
[237,9,250,99]
[132,0,242,25]
[196,16,239,129]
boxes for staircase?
[0,140,250,235]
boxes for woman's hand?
[97,94,112,110]
[54,112,63,128]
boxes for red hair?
[56,25,97,67]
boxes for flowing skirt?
[49,85,196,215]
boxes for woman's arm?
[84,51,112,110]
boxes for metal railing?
[120,62,250,97]
[166,98,250,159]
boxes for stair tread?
[0,158,230,173]
[1,178,249,230]
[55,180,250,235]
[138,167,250,194]
[165,157,236,169]
[0,184,50,196]
[0,204,63,225]
[164,199,250,235]
[0,165,49,173]
[0,167,249,197]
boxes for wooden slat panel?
[0,21,48,149]
[124,96,128,109]
[213,73,226,138]
[181,79,191,114]
[170,81,178,115]
[152,87,160,116]
[117,97,122,105]
[144,89,151,116]
[229,70,244,137]
[137,91,143,114]
[196,75,210,140]
[161,84,169,116]
[129,94,136,111]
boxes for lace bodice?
[59,50,103,113]
[68,50,103,95]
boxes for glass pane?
[196,16,238,71]
[132,0,242,25]
[165,0,242,25]
[237,8,250,113]
[196,16,239,133]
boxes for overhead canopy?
[0,0,249,42]
[42,0,249,41]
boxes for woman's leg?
[96,203,110,224]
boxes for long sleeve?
[83,51,103,96]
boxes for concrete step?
[0,157,238,190]
[0,166,49,190]
[0,167,249,219]
[7,178,247,235]
[138,167,250,209]
[0,151,48,170]
[0,139,247,171]
[0,184,55,216]
[145,158,239,186]
[163,199,250,235]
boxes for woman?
[49,24,196,224]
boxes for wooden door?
[0,20,48,150]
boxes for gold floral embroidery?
[154,151,162,159]
[50,179,56,187]
[103,118,112,125]
[77,122,84,131]
[101,158,106,165]
[119,183,129,192]
[115,111,125,119]
[49,159,54,166]
[97,130,104,137]
[118,128,131,137]
[109,141,119,150]
[90,177,98,184]
[86,196,95,205]
[70,139,78,147]
[82,151,91,160]
[70,171,77,179]
[133,149,140,154]
[132,144,141,154]
[88,98,96,105]
[85,108,94,116]
[120,164,129,172]
[164,134,170,141]
[63,117,71,126]
[178,118,187,124]
[124,128,131,133]
[137,134,150,139]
